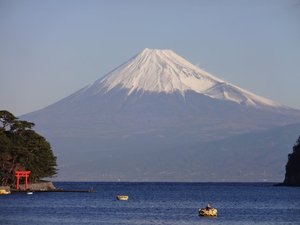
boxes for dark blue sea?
[1,182,299,225]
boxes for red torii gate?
[15,171,31,190]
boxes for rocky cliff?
[283,136,300,186]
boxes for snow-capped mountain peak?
[86,48,282,109]
[99,48,223,95]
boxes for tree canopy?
[284,136,300,186]
[0,110,57,186]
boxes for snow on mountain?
[84,48,282,109]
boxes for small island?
[283,136,300,186]
[0,110,57,192]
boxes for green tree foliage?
[284,136,300,186]
[0,110,57,186]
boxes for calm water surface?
[1,182,299,225]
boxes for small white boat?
[199,204,217,217]
[27,192,33,195]
[116,195,129,201]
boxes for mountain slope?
[48,123,300,181]
[22,48,300,181]
[74,48,283,109]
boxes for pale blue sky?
[1,0,299,116]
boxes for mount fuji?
[23,48,300,182]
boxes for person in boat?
[205,203,212,210]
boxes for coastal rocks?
[284,174,300,186]
[18,181,56,191]
[283,136,300,186]
[0,185,10,190]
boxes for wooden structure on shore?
[15,171,31,190]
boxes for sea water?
[0,182,299,225]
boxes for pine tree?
[0,110,57,186]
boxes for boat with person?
[199,203,217,217]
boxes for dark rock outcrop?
[283,136,300,186]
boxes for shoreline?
[9,181,96,193]
[11,189,96,193]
